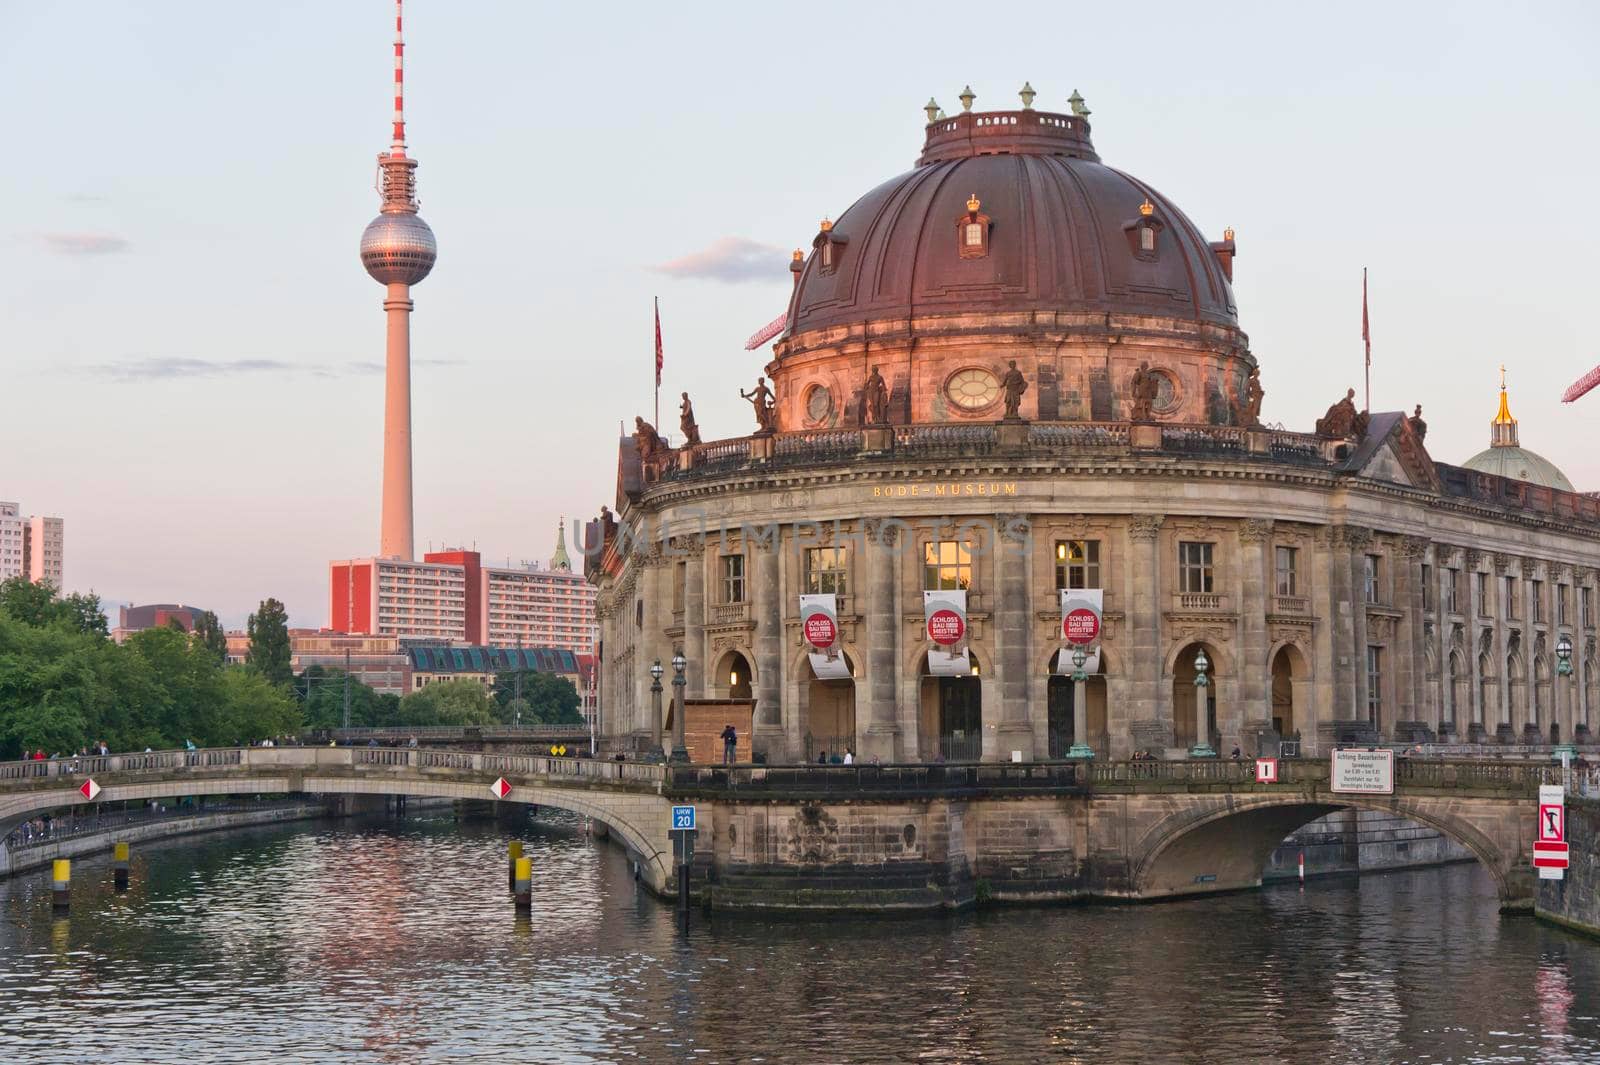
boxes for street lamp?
[669,651,690,763]
[649,660,665,760]
[1066,647,1094,759]
[1189,648,1217,758]
[1555,634,1578,760]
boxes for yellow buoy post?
[513,855,532,912]
[113,841,130,890]
[507,840,523,891]
[52,859,71,913]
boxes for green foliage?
[246,597,292,687]
[0,577,107,636]
[490,669,583,726]
[297,666,400,731]
[0,592,302,758]
[398,679,496,727]
[193,610,228,663]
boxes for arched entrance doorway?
[1172,643,1220,751]
[713,649,754,701]
[1046,649,1109,757]
[1267,642,1305,741]
[917,653,983,761]
[803,652,857,762]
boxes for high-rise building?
[0,502,63,589]
[327,526,598,657]
[358,0,436,562]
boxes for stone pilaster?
[753,527,785,758]
[860,519,902,763]
[1397,535,1429,738]
[994,514,1036,761]
[1492,551,1514,739]
[1236,520,1272,749]
[1126,515,1170,749]
[682,535,706,699]
[1346,527,1372,733]
[1325,526,1358,730]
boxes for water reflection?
[0,814,1596,1064]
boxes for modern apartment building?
[0,502,64,589]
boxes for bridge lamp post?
[1066,647,1095,759]
[1189,648,1217,759]
[649,660,665,760]
[1555,634,1578,758]
[669,652,690,764]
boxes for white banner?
[800,593,850,679]
[928,646,972,676]
[1060,588,1103,645]
[924,589,968,648]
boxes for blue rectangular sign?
[671,805,697,831]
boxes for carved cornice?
[1520,557,1538,579]
[1238,519,1273,544]
[1550,561,1572,582]
[1331,524,1372,549]
[1464,548,1484,571]
[1399,535,1430,560]
[1128,515,1164,542]
[1493,552,1514,574]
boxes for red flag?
[654,297,663,387]
[1361,268,1370,368]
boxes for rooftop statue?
[1242,367,1265,427]
[1128,361,1161,423]
[1314,388,1367,439]
[1000,360,1028,420]
[741,377,778,435]
[1409,403,1428,441]
[634,416,666,461]
[679,392,702,447]
[863,366,890,426]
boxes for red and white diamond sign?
[79,778,101,800]
[489,777,512,800]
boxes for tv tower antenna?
[359,0,437,561]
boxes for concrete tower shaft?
[358,0,435,561]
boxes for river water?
[2,813,1597,1065]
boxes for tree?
[218,667,302,743]
[61,592,108,637]
[398,679,496,727]
[193,610,229,663]
[524,671,583,725]
[0,578,107,636]
[298,666,396,730]
[246,597,292,687]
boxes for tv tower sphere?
[360,210,436,286]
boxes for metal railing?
[4,798,319,850]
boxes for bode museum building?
[587,88,1599,764]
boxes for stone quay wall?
[1264,809,1475,882]
[1536,796,1600,939]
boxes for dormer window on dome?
[1123,198,1163,261]
[958,193,991,260]
[814,218,847,275]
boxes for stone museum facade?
[587,89,1600,764]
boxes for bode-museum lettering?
[870,482,1018,498]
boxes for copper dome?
[785,109,1237,338]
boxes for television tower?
[359,0,436,561]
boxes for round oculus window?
[805,385,833,424]
[1151,370,1179,413]
[946,368,1000,411]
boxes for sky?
[2,1,1598,628]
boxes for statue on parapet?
[633,416,666,463]
[1128,361,1161,422]
[1242,366,1265,427]
[740,376,777,434]
[863,365,890,426]
[679,392,701,447]
[1314,388,1367,438]
[1000,360,1028,420]
[598,505,618,544]
[1408,403,1428,442]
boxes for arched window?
[1124,198,1164,262]
[956,193,991,260]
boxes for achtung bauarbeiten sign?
[1330,748,1394,795]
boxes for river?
[2,812,1596,1064]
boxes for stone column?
[753,525,785,759]
[1237,520,1273,751]
[860,519,902,764]
[683,535,706,699]
[1492,552,1514,740]
[994,514,1036,761]
[1127,516,1170,750]
[1434,547,1454,737]
[1398,536,1429,738]
[641,545,672,753]
[1326,526,1357,730]
[1309,527,1338,752]
[1464,549,1486,739]
[1346,528,1372,734]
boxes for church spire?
[1491,364,1519,448]
[550,518,572,572]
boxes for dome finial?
[1069,89,1091,117]
[1492,365,1519,447]
[1139,198,1155,217]
[967,193,981,213]
[924,98,940,123]
[959,85,976,112]
[1019,82,1036,110]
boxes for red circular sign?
[1063,608,1101,645]
[927,608,966,646]
[804,613,838,648]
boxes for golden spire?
[1491,364,1519,447]
[1494,364,1515,425]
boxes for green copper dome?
[1460,375,1574,491]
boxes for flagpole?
[654,296,662,431]
[1362,268,1371,412]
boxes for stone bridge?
[0,748,675,892]
[0,751,1561,910]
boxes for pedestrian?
[408,735,418,749]
[1230,745,1242,759]
[720,724,737,765]
[817,750,828,764]
[843,749,854,765]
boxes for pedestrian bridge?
[0,747,677,892]
[0,750,1564,908]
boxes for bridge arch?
[1127,793,1527,905]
